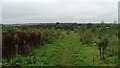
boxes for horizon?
[2,21,118,25]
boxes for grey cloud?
[2,2,118,24]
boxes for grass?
[2,31,118,66]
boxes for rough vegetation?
[2,22,119,66]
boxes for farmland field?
[1,23,119,67]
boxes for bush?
[79,30,95,45]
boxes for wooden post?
[15,44,18,55]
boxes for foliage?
[2,25,66,60]
[2,23,118,66]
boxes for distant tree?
[7,27,19,36]
[91,24,97,33]
[20,25,28,30]
[56,22,60,24]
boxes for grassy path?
[5,32,115,66]
[26,31,98,66]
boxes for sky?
[1,0,119,24]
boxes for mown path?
[24,31,99,66]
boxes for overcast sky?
[1,0,119,24]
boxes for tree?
[97,38,109,60]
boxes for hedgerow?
[2,26,67,60]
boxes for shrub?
[79,30,95,45]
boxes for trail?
[22,32,98,66]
